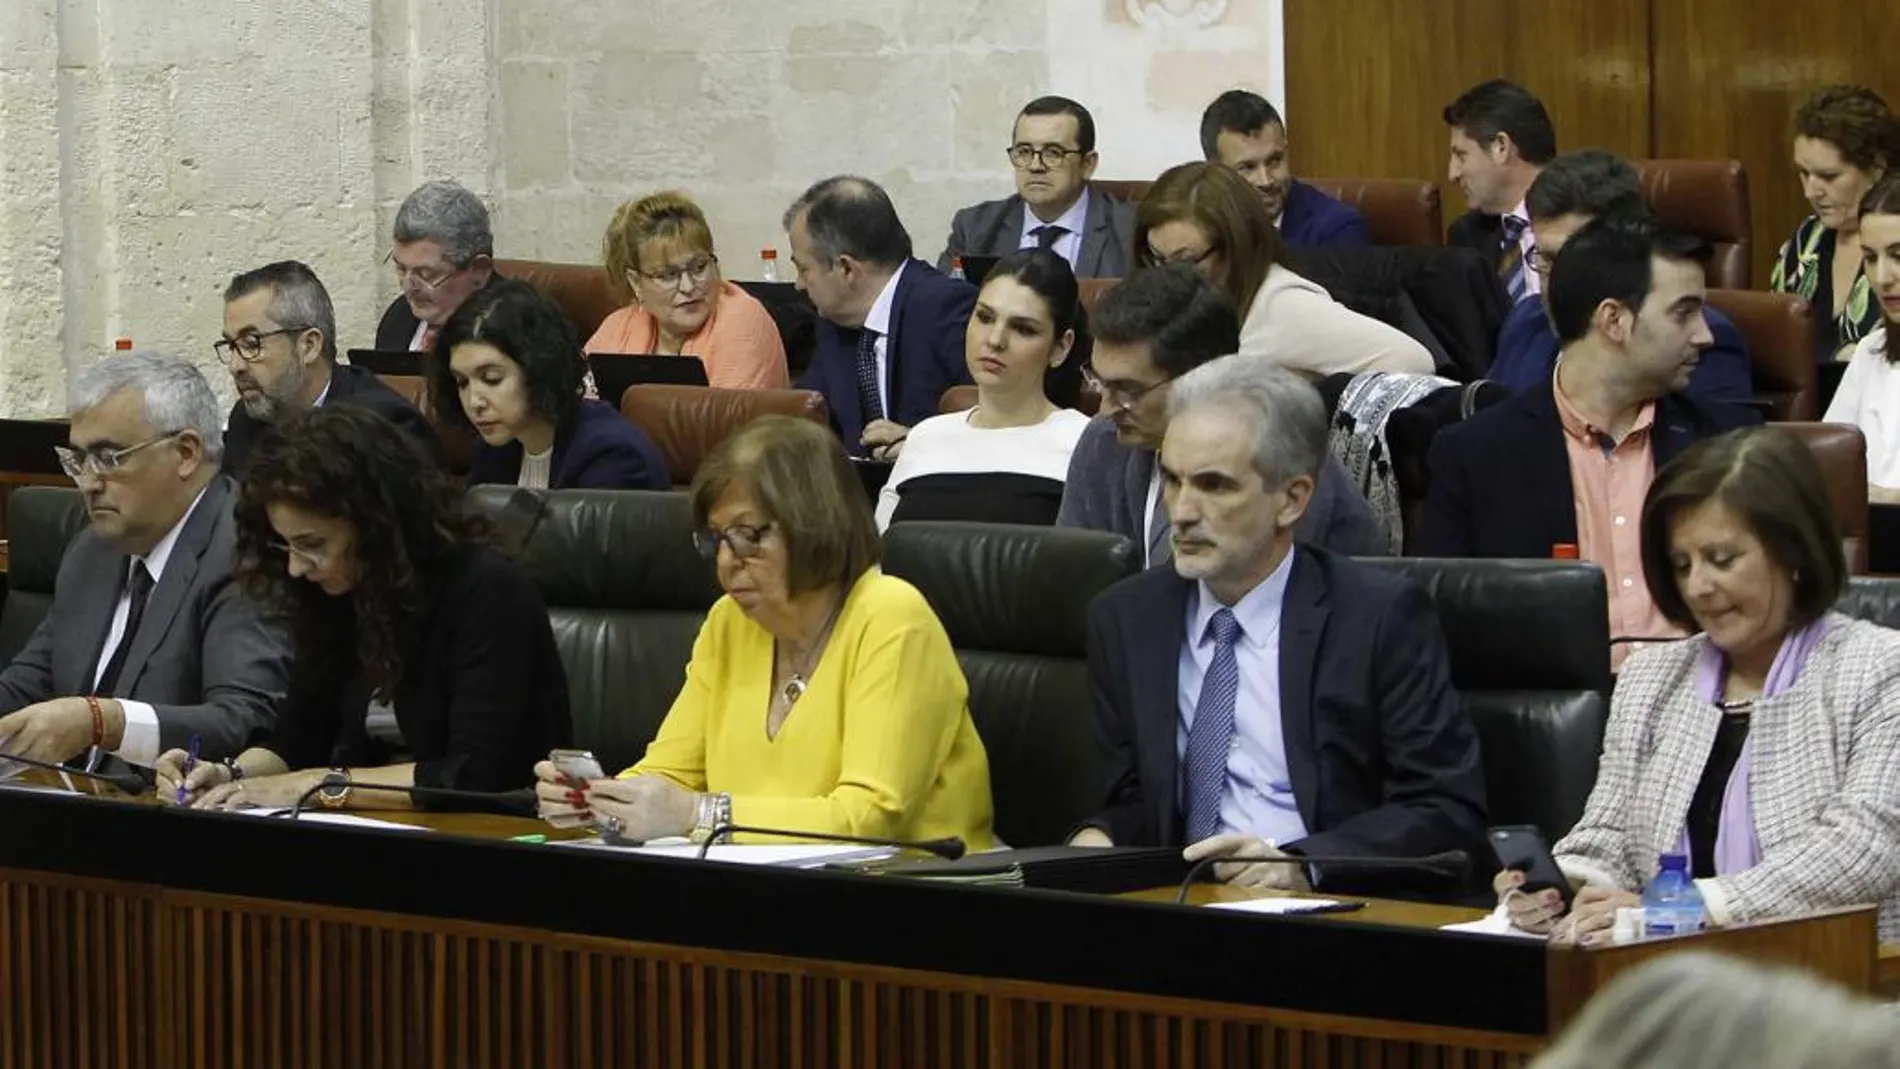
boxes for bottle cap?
[114,338,133,351]
[1551,543,1580,559]
[760,247,778,259]
[951,256,965,268]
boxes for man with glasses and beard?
[218,261,435,476]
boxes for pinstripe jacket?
[1555,615,1900,941]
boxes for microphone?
[285,780,538,819]
[0,749,150,795]
[1173,849,1471,904]
[689,822,965,861]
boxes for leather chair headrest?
[465,487,723,610]
[881,522,1138,657]
[1360,558,1613,691]
[6,487,86,592]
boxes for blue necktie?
[854,327,884,423]
[1500,214,1529,303]
[1184,608,1242,842]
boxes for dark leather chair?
[1781,422,1870,574]
[1634,160,1752,290]
[619,385,829,485]
[1304,177,1444,247]
[1707,289,1815,421]
[1361,558,1613,843]
[493,258,620,341]
[880,522,1139,847]
[1837,575,1900,628]
[0,487,87,665]
[466,487,720,773]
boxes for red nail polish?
[566,790,587,805]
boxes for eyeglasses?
[268,539,327,569]
[635,254,719,290]
[693,522,774,561]
[1007,144,1087,170]
[384,249,464,292]
[1527,246,1556,274]
[1143,244,1219,268]
[1080,366,1167,410]
[54,431,184,481]
[213,327,309,363]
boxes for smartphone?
[1487,825,1575,911]
[544,749,606,829]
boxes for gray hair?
[1165,356,1328,487]
[70,350,225,462]
[392,180,493,265]
[782,175,913,269]
[1532,951,1900,1069]
[222,260,338,363]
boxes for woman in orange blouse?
[586,191,790,390]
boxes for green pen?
[509,833,548,843]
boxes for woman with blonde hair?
[1134,161,1432,377]
[587,191,790,390]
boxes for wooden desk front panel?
[0,868,1536,1069]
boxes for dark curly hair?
[428,277,584,436]
[1792,85,1900,174]
[236,405,491,699]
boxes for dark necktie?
[95,561,154,697]
[1032,224,1069,250]
[1499,214,1529,303]
[1184,608,1242,842]
[854,328,885,423]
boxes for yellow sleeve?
[619,601,724,790]
[728,599,966,839]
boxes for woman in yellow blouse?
[533,416,994,849]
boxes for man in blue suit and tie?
[786,176,976,459]
[1199,90,1369,248]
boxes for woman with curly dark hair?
[432,277,671,490]
[154,405,572,810]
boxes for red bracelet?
[85,695,104,748]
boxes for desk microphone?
[690,822,965,861]
[0,749,149,795]
[285,780,538,820]
[1173,849,1471,904]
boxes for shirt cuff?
[109,700,161,768]
[1694,877,1734,928]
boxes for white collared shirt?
[93,483,212,769]
[1017,189,1091,270]
[863,261,909,414]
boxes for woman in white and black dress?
[876,248,1090,530]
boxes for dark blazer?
[222,364,438,477]
[465,398,670,490]
[1279,180,1370,249]
[374,295,424,352]
[1083,548,1487,872]
[1417,378,1763,558]
[937,186,1138,278]
[1491,299,1754,404]
[1447,209,1507,274]
[0,475,290,760]
[264,544,572,795]
[800,260,976,453]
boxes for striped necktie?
[854,327,884,423]
[1184,608,1242,842]
[1499,214,1529,303]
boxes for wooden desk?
[0,782,1878,1069]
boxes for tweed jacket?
[1554,615,1900,940]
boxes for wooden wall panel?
[1284,0,1651,227]
[1652,2,1900,290]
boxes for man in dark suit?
[787,175,976,459]
[219,262,437,475]
[1492,150,1753,404]
[938,96,1137,278]
[372,180,497,352]
[1056,265,1386,560]
[0,352,290,768]
[1199,89,1368,248]
[1071,355,1485,891]
[1443,80,1556,305]
[1420,219,1760,656]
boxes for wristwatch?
[318,768,353,810]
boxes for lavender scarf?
[1673,618,1832,874]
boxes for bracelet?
[688,792,732,844]
[221,758,245,783]
[84,696,104,749]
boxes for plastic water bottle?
[1641,853,1706,937]
[948,256,966,281]
[760,247,782,283]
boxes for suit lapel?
[1520,382,1580,548]
[1277,551,1327,830]
[70,552,128,692]
[1132,572,1192,842]
[884,262,919,417]
[1078,191,1111,277]
[986,200,1026,257]
[1122,446,1156,549]
[1651,395,1701,467]
[113,478,224,694]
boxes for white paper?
[1206,897,1349,915]
[219,808,430,833]
[1440,905,1545,940]
[547,835,895,868]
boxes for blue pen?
[177,735,201,804]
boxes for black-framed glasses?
[1527,246,1555,274]
[635,254,719,290]
[1007,143,1087,170]
[54,431,184,481]
[384,248,464,291]
[693,522,774,561]
[213,328,308,363]
[1142,244,1219,268]
[1079,366,1167,411]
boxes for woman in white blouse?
[876,249,1090,530]
[1133,162,1434,378]
[1821,175,1900,502]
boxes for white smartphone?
[545,748,605,828]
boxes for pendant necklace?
[778,594,848,708]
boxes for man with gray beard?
[216,261,436,476]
